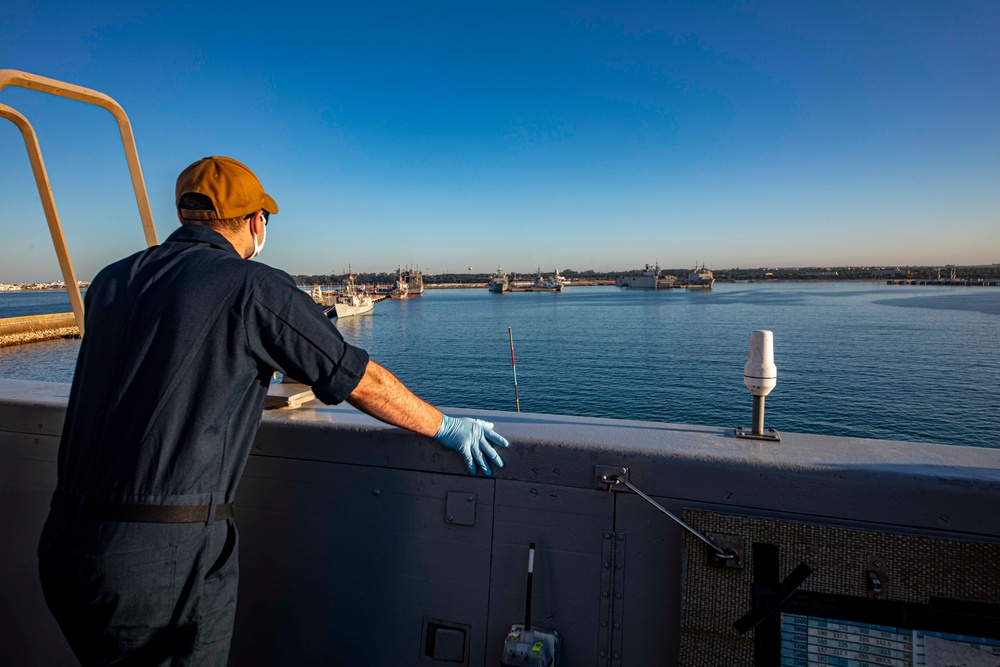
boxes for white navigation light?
[736,330,780,441]
[743,330,777,397]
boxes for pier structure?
[507,283,561,293]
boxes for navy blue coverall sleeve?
[245,268,369,405]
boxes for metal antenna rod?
[524,542,535,630]
[606,475,732,560]
[508,327,521,412]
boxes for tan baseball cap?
[176,156,278,220]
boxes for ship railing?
[2,377,999,665]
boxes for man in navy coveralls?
[38,156,509,666]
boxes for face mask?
[249,217,266,259]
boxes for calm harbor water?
[1,283,998,448]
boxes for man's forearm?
[346,360,443,437]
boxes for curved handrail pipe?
[0,103,86,334]
[0,69,160,335]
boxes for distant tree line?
[292,268,628,285]
[293,264,1000,285]
[710,266,1000,281]
[293,271,405,286]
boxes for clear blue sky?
[2,1,998,282]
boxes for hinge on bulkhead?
[866,554,886,599]
[597,529,626,667]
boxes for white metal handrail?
[0,69,159,336]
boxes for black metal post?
[752,395,765,435]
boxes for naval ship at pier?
[403,265,424,296]
[619,262,717,289]
[329,265,375,317]
[683,263,715,287]
[488,266,509,293]
[3,71,999,667]
[618,262,676,289]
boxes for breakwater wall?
[0,312,78,347]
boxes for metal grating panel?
[678,510,1000,667]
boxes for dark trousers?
[38,511,240,666]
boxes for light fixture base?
[734,426,781,442]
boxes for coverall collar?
[165,223,242,257]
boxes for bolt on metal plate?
[444,491,476,526]
[595,465,629,491]
[705,532,745,568]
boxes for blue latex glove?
[434,415,510,476]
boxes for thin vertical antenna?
[524,542,535,630]
[509,327,521,412]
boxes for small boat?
[332,265,374,317]
[488,267,509,293]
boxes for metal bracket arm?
[598,470,735,563]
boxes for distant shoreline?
[310,278,998,288]
[6,277,1000,292]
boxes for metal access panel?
[231,456,496,666]
[613,492,687,667]
[486,479,615,666]
[0,431,78,666]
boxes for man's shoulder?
[92,246,299,301]
[91,247,151,285]
[222,262,303,311]
[175,253,300,303]
[243,261,296,288]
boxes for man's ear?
[251,211,265,235]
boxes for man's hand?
[434,415,510,476]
